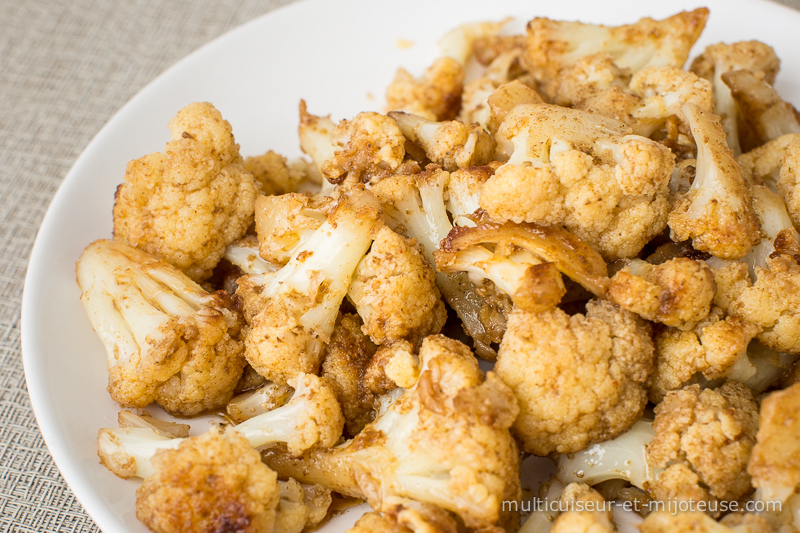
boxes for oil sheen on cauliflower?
[113,102,260,282]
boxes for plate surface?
[21,0,800,531]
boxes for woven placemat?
[2,0,799,531]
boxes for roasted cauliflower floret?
[647,307,760,402]
[244,150,319,196]
[113,102,260,282]
[690,41,781,155]
[346,497,459,533]
[495,299,653,455]
[135,429,280,533]
[607,257,715,330]
[76,239,245,416]
[668,104,762,259]
[482,103,675,260]
[389,112,495,172]
[444,164,499,227]
[321,111,406,186]
[237,189,382,383]
[348,226,446,346]
[262,335,522,531]
[253,192,329,267]
[524,9,708,100]
[386,56,464,121]
[639,510,770,533]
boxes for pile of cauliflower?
[76,7,800,533]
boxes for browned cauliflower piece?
[495,299,654,455]
[389,111,495,172]
[262,335,522,531]
[608,257,715,330]
[348,226,447,346]
[524,9,708,100]
[244,150,319,195]
[647,307,760,402]
[76,239,246,416]
[345,497,459,533]
[668,104,762,259]
[640,510,770,533]
[648,382,759,506]
[135,429,280,533]
[320,313,379,436]
[690,41,781,156]
[253,192,330,267]
[482,103,675,260]
[113,102,260,282]
[739,133,800,229]
[321,111,406,186]
[386,56,464,121]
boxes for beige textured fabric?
[2,0,800,531]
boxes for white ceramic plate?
[21,0,800,531]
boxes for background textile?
[1,0,798,531]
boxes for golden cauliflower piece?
[244,150,318,196]
[345,497,458,533]
[524,9,708,100]
[640,510,770,533]
[739,133,800,229]
[113,102,260,281]
[608,257,715,330]
[348,226,447,346]
[76,239,246,416]
[648,307,759,403]
[495,299,654,455]
[322,111,406,186]
[320,313,379,436]
[253,192,329,267]
[136,429,279,533]
[386,56,464,121]
[482,103,675,260]
[548,484,616,533]
[647,382,759,505]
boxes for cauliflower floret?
[438,19,509,67]
[690,41,781,156]
[348,226,447,346]
[748,383,800,531]
[253,192,330,267]
[482,103,675,260]
[135,429,280,533]
[386,56,464,121]
[389,112,495,172]
[113,102,260,282]
[244,150,319,196]
[237,189,382,383]
[607,257,715,330]
[444,163,500,227]
[557,382,759,514]
[321,111,406,186]
[346,497,459,533]
[647,307,760,402]
[668,104,762,259]
[639,511,770,533]
[495,299,653,455]
[320,313,379,436]
[648,382,758,505]
[550,484,616,533]
[524,9,708,100]
[226,380,294,423]
[262,335,522,531]
[76,239,245,416]
[723,70,800,153]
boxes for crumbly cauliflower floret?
[244,150,318,195]
[690,41,781,156]
[135,429,279,533]
[253,192,329,267]
[263,335,522,530]
[739,133,800,229]
[322,111,406,186]
[348,226,447,346]
[386,57,464,121]
[113,102,260,282]
[482,103,675,260]
[647,382,759,504]
[389,112,495,172]
[607,257,715,330]
[549,483,616,533]
[495,299,654,455]
[320,313,379,437]
[647,307,760,403]
[748,382,800,505]
[76,239,246,416]
[524,9,708,100]
[668,104,762,259]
